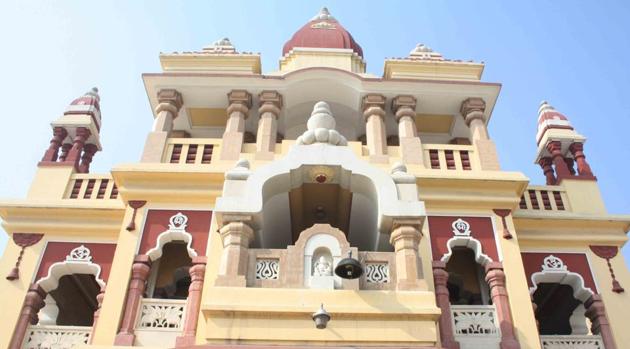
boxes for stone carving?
[256,259,279,280]
[365,263,389,283]
[313,256,333,276]
[137,299,185,329]
[540,335,603,349]
[451,305,499,336]
[542,255,567,271]
[296,101,347,146]
[451,218,472,236]
[66,245,92,262]
[24,325,91,349]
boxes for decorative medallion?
[66,245,93,262]
[169,212,189,232]
[542,255,567,271]
[451,218,472,236]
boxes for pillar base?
[500,338,520,349]
[474,139,500,171]
[114,333,135,346]
[175,335,196,347]
[141,132,169,163]
[400,137,424,165]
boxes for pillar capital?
[460,97,486,124]
[228,89,252,109]
[258,90,283,109]
[392,95,417,121]
[362,94,386,115]
[156,89,183,116]
[219,221,255,248]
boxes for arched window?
[146,242,192,299]
[39,273,101,326]
[533,283,589,335]
[446,247,490,305]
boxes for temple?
[1,7,629,349]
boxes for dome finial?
[312,7,335,21]
[296,101,347,146]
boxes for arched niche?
[145,212,198,262]
[529,255,594,303]
[215,142,425,251]
[37,245,106,293]
[440,236,493,267]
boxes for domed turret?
[64,87,102,130]
[279,8,366,73]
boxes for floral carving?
[365,263,389,283]
[540,335,603,349]
[137,300,185,329]
[24,325,91,349]
[256,259,279,280]
[451,305,499,336]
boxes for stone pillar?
[255,91,282,160]
[389,221,423,290]
[90,286,106,343]
[41,127,67,162]
[564,157,576,175]
[432,261,460,349]
[538,157,556,185]
[362,94,388,162]
[546,141,571,181]
[461,98,500,170]
[215,221,254,287]
[58,143,72,162]
[569,142,594,177]
[584,295,617,349]
[65,127,91,168]
[220,90,252,160]
[141,89,183,162]
[114,255,151,346]
[484,262,520,349]
[8,284,46,349]
[78,143,98,173]
[392,95,423,165]
[176,257,207,347]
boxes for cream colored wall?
[27,166,75,199]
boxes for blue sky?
[0,1,629,265]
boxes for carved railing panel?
[359,252,396,290]
[422,144,479,171]
[450,305,500,337]
[365,263,389,284]
[163,138,219,165]
[22,325,91,349]
[540,335,604,349]
[135,298,186,331]
[517,185,570,212]
[256,259,280,280]
[64,174,118,200]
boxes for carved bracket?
[493,209,513,239]
[589,245,624,293]
[126,200,147,231]
[6,233,44,280]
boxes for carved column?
[392,95,423,165]
[255,90,282,160]
[546,141,571,181]
[8,284,46,349]
[538,157,556,185]
[58,143,72,162]
[90,286,106,343]
[65,127,91,168]
[432,261,460,349]
[41,127,67,162]
[220,90,252,160]
[484,262,520,349]
[78,143,98,173]
[362,94,388,162]
[176,256,207,347]
[569,142,594,177]
[215,221,254,287]
[584,295,617,349]
[461,98,500,170]
[115,255,151,346]
[389,221,423,290]
[141,89,183,162]
[564,157,576,175]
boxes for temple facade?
[1,7,629,349]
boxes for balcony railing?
[133,298,186,346]
[22,325,91,349]
[540,335,604,349]
[64,174,119,200]
[163,139,219,165]
[423,144,479,171]
[518,185,569,212]
[450,305,500,349]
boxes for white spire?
[296,101,347,146]
[311,7,336,21]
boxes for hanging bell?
[334,250,363,279]
[5,267,19,281]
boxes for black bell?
[334,251,363,279]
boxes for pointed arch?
[36,245,106,292]
[529,255,594,302]
[145,212,198,261]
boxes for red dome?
[282,8,363,58]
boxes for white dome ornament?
[296,101,348,146]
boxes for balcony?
[133,298,186,347]
[517,185,570,212]
[22,325,91,349]
[540,335,604,349]
[64,174,119,200]
[450,305,501,349]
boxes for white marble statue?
[313,255,333,276]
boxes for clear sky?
[1,1,629,265]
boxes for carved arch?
[145,212,198,261]
[37,245,106,292]
[440,236,493,267]
[529,255,594,302]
